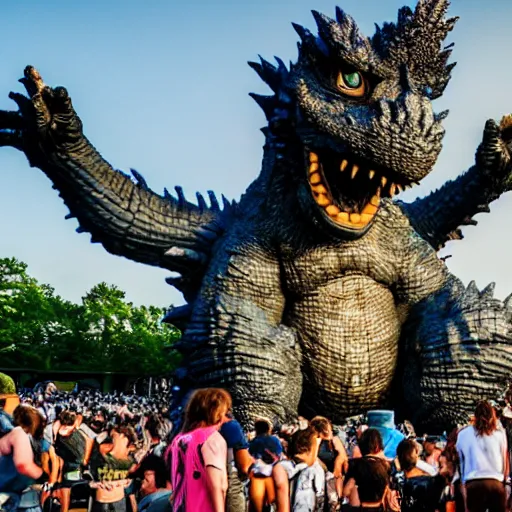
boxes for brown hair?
[116,426,137,446]
[13,404,45,439]
[358,427,384,456]
[182,388,232,433]
[474,400,497,437]
[310,416,332,437]
[397,439,418,472]
[60,410,77,426]
[288,427,317,459]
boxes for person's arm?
[41,446,59,484]
[352,445,362,458]
[206,466,226,512]
[129,493,138,512]
[332,436,348,477]
[83,436,95,466]
[202,432,227,512]
[456,441,468,512]
[502,431,509,481]
[342,477,356,498]
[273,463,290,512]
[234,448,254,477]
[10,429,44,479]
[221,420,253,476]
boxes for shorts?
[92,498,126,512]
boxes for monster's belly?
[286,272,400,422]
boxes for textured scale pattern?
[1,0,512,431]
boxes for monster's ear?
[372,0,458,99]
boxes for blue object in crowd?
[367,410,405,459]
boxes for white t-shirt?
[456,426,507,484]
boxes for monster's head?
[250,0,457,238]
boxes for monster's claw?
[482,118,500,145]
[8,92,31,114]
[0,110,23,130]
[0,129,22,150]
[500,114,512,144]
[22,65,45,98]
[52,86,73,115]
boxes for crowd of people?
[1,377,512,512]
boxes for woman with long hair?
[310,415,348,505]
[169,388,231,512]
[456,400,509,512]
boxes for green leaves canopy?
[0,257,180,375]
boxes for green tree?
[0,258,181,375]
[0,257,56,368]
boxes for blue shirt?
[249,434,283,464]
[220,420,249,451]
[138,490,173,512]
[375,427,405,459]
[0,410,14,436]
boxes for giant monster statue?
[1,0,512,431]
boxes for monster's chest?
[280,246,402,418]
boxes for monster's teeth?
[368,170,375,180]
[350,213,361,223]
[395,184,403,194]
[351,165,359,179]
[310,173,322,185]
[312,184,328,194]
[381,176,387,188]
[309,152,319,163]
[315,194,330,206]
[340,160,348,172]
[326,205,340,216]
[389,183,396,196]
[360,213,373,224]
[362,202,378,215]
[370,195,380,207]
[309,162,319,173]
[336,212,349,222]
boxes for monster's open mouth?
[307,150,413,230]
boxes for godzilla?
[1,0,512,432]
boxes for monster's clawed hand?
[0,66,83,167]
[476,115,512,192]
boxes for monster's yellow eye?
[336,70,366,98]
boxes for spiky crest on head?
[248,56,292,122]
[372,0,458,98]
[308,9,383,75]
[249,0,458,117]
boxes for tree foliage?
[0,257,181,375]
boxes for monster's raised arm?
[0,67,226,279]
[401,117,512,249]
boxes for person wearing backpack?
[272,427,324,512]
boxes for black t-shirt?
[345,456,390,503]
[54,430,86,471]
[401,474,446,512]
[318,440,338,473]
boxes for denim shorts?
[91,499,126,512]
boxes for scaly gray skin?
[1,0,512,431]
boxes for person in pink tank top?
[170,388,231,512]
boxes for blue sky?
[1,0,512,308]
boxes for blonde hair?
[182,388,232,433]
